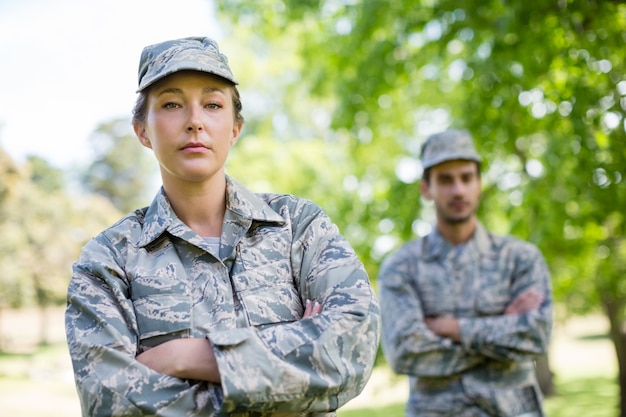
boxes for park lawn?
[0,344,82,417]
[0,342,620,417]
[0,309,617,416]
[339,402,404,417]
[338,375,619,417]
[0,371,620,417]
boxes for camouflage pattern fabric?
[137,36,237,92]
[378,223,552,417]
[65,176,381,417]
[419,129,482,170]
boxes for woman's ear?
[230,121,243,147]
[133,122,152,149]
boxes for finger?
[424,318,435,330]
[528,293,544,309]
[303,299,313,317]
[518,292,542,307]
[509,291,533,307]
[505,297,524,314]
[506,292,544,314]
[312,301,322,315]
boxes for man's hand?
[136,338,221,382]
[505,289,543,315]
[424,316,461,342]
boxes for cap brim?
[137,63,238,93]
[423,154,482,170]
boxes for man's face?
[421,160,481,225]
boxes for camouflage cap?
[420,129,482,170]
[137,36,237,92]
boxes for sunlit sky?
[0,0,225,169]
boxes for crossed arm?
[135,300,324,382]
[424,289,543,342]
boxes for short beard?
[435,203,475,225]
[441,213,473,225]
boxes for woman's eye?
[205,102,222,109]
[163,102,180,109]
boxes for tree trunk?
[0,305,4,351]
[38,305,50,346]
[535,353,555,397]
[32,270,50,347]
[603,298,625,416]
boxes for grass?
[0,343,619,417]
[0,343,81,417]
[338,376,619,416]
[0,309,620,416]
[339,402,405,417]
[544,376,619,417]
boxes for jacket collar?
[137,176,285,248]
[422,221,491,260]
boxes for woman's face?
[133,71,242,186]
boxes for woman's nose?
[186,106,203,132]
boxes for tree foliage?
[217,0,626,411]
[218,0,625,295]
[80,118,157,213]
[0,0,624,403]
[0,148,121,346]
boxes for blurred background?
[0,0,624,415]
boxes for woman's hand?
[136,338,221,382]
[303,299,322,318]
[137,300,322,382]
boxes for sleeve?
[378,245,485,377]
[210,201,381,414]
[65,235,223,417]
[457,244,553,362]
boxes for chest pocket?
[474,256,511,316]
[230,227,304,328]
[414,257,461,317]
[131,275,192,350]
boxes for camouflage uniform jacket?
[65,176,381,417]
[378,223,552,417]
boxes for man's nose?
[450,179,465,194]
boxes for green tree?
[0,148,22,320]
[218,0,626,412]
[0,148,121,347]
[81,118,157,213]
[27,155,65,193]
